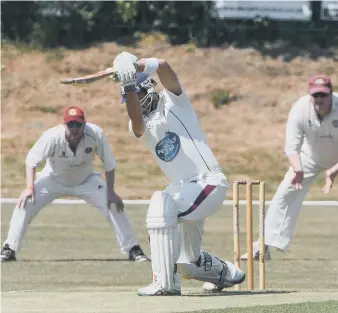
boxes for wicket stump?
[233,180,266,290]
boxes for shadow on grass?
[184,290,295,297]
[18,258,131,262]
[276,258,338,261]
[241,258,337,263]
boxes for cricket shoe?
[0,244,16,263]
[128,245,150,262]
[202,261,246,292]
[137,273,181,296]
[240,241,271,261]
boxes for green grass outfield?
[1,203,338,313]
[185,301,338,313]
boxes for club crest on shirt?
[155,132,180,162]
[332,120,338,128]
[85,147,92,153]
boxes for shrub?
[211,89,231,109]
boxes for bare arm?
[17,166,37,209]
[137,59,182,96]
[19,133,53,208]
[105,168,124,212]
[287,154,303,172]
[287,153,304,190]
[125,91,145,138]
[94,128,123,211]
[323,162,338,194]
[327,162,338,178]
[26,166,36,188]
[105,168,116,192]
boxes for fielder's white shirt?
[26,123,116,186]
[129,88,222,183]
[285,92,338,169]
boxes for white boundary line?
[0,198,337,206]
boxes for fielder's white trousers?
[4,173,138,254]
[265,154,322,251]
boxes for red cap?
[64,106,86,123]
[308,74,332,95]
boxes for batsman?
[111,52,246,296]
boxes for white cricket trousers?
[165,172,228,264]
[265,154,322,251]
[4,173,138,253]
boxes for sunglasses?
[312,93,329,98]
[67,121,83,129]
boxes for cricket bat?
[59,67,115,86]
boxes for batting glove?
[113,52,138,92]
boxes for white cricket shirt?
[26,123,116,186]
[285,92,338,169]
[129,88,222,183]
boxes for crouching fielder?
[112,52,245,296]
[241,74,338,260]
[1,106,148,263]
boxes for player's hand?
[107,191,124,213]
[113,52,137,66]
[291,171,304,190]
[109,72,120,83]
[323,170,335,194]
[113,52,137,74]
[113,52,138,89]
[18,187,34,209]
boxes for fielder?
[111,52,246,296]
[1,106,149,263]
[241,74,338,260]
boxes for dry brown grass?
[1,36,338,199]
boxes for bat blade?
[59,68,115,86]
